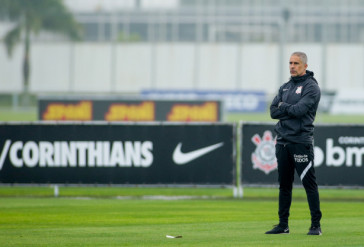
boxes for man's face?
[289,55,307,77]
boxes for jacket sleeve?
[270,87,291,120]
[278,82,320,118]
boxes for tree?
[0,0,82,104]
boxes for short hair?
[291,51,307,64]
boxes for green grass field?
[1,104,363,246]
[1,187,364,247]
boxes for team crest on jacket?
[296,86,302,94]
[251,131,277,174]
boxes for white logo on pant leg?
[251,131,277,174]
[294,154,309,163]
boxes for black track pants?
[275,143,322,227]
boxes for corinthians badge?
[251,130,277,174]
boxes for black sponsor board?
[0,123,235,184]
[38,98,223,122]
[241,123,364,186]
[141,89,267,113]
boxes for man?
[266,52,322,235]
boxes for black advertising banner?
[38,98,223,122]
[241,123,364,186]
[0,123,235,184]
[241,123,279,184]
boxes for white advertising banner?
[330,89,364,114]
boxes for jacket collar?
[291,70,314,83]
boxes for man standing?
[265,52,322,235]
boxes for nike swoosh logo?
[173,142,224,165]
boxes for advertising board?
[141,89,266,113]
[0,123,235,184]
[38,98,222,122]
[241,123,364,186]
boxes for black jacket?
[270,70,321,144]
